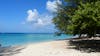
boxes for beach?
[12,40,100,56]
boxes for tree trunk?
[79,34,82,38]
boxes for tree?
[53,0,100,38]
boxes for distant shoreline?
[0,33,54,34]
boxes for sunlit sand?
[13,40,100,56]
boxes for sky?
[0,0,62,33]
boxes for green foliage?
[53,0,100,37]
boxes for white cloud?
[24,0,62,27]
[33,14,53,27]
[25,9,53,27]
[46,0,62,12]
[27,9,38,22]
[37,19,44,25]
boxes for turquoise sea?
[0,33,73,46]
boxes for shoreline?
[12,40,100,56]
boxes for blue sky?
[0,0,62,33]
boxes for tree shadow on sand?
[68,37,100,53]
[0,45,25,56]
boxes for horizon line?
[0,33,55,34]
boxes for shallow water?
[0,33,72,46]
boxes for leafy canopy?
[53,0,100,37]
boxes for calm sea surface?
[0,34,73,46]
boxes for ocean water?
[0,34,72,46]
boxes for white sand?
[13,40,100,56]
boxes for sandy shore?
[13,40,100,56]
